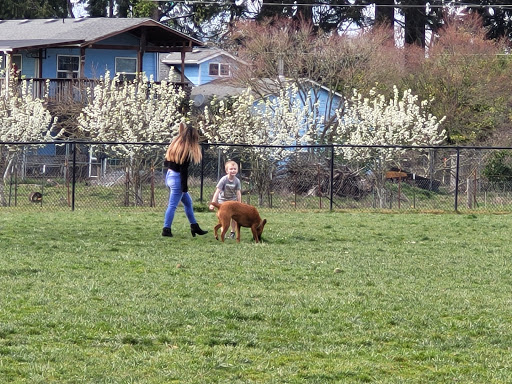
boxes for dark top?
[164,159,190,192]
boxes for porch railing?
[0,78,191,103]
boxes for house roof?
[0,18,203,52]
[163,47,243,65]
[190,78,344,101]
[191,78,247,102]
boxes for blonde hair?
[224,160,238,172]
[165,122,202,164]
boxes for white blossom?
[0,79,55,143]
[76,72,189,206]
[0,78,57,205]
[77,71,188,158]
[333,86,446,207]
[200,84,322,160]
[334,86,445,159]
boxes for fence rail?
[2,141,512,212]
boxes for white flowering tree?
[0,76,56,206]
[77,72,188,206]
[200,84,322,205]
[333,86,446,207]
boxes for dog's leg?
[250,225,259,243]
[220,221,229,242]
[236,222,241,243]
[218,215,229,242]
[214,223,222,240]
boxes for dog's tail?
[210,201,221,209]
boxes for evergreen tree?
[255,0,368,33]
[86,0,109,17]
[0,0,69,19]
[395,0,444,47]
[83,0,156,18]
[468,0,512,40]
[374,0,394,28]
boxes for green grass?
[1,210,512,383]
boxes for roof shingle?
[0,18,202,51]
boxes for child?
[209,160,242,239]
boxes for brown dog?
[210,201,267,243]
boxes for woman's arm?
[180,161,189,192]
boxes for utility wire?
[148,0,512,8]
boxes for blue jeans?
[163,170,197,228]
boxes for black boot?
[162,227,173,237]
[190,223,208,237]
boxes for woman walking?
[162,122,208,238]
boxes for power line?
[148,0,512,9]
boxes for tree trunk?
[0,181,6,207]
[108,0,114,17]
[124,167,130,206]
[67,0,75,18]
[403,1,426,47]
[0,157,15,207]
[375,0,395,28]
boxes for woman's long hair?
[165,122,202,164]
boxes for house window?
[115,57,137,80]
[0,54,22,76]
[220,63,230,76]
[209,63,230,77]
[57,55,79,78]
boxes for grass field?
[1,209,512,383]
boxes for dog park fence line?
[2,141,512,212]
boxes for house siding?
[42,47,79,78]
[197,56,237,85]
[166,55,239,86]
[14,33,159,79]
[184,65,200,85]
[19,54,39,78]
[142,54,157,77]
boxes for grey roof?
[0,39,82,51]
[190,78,343,106]
[0,18,203,51]
[191,79,247,101]
[163,47,242,65]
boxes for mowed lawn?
[1,209,512,383]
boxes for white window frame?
[57,55,80,78]
[115,57,137,80]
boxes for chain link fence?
[2,141,512,212]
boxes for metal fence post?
[71,141,77,211]
[330,145,334,211]
[200,144,205,203]
[454,147,460,212]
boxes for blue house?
[161,47,243,86]
[0,18,203,174]
[161,47,342,127]
[190,77,343,135]
[0,18,203,96]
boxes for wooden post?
[467,178,472,209]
